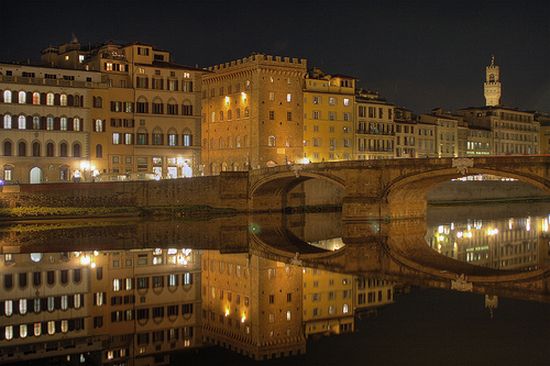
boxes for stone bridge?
[248,156,550,219]
[0,156,548,220]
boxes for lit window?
[343,304,349,314]
[19,324,27,338]
[3,115,11,129]
[286,310,291,321]
[33,116,40,129]
[168,274,177,287]
[4,300,13,316]
[73,118,80,131]
[125,278,133,290]
[47,296,54,312]
[47,117,54,130]
[60,94,67,106]
[268,136,276,147]
[33,298,40,313]
[18,91,26,104]
[74,294,81,309]
[19,299,27,315]
[46,93,54,106]
[3,90,12,103]
[34,322,41,336]
[343,98,350,106]
[56,295,66,311]
[183,272,192,285]
[5,325,13,340]
[18,115,26,129]
[286,93,292,102]
[113,279,121,291]
[61,320,68,333]
[95,119,103,132]
[112,133,121,145]
[32,92,40,104]
[48,320,55,335]
[60,117,67,131]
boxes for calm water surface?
[0,202,548,366]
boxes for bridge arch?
[250,170,346,212]
[384,167,550,219]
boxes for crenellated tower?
[484,55,501,106]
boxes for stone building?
[484,56,501,107]
[40,38,204,180]
[394,107,417,158]
[353,89,395,160]
[418,110,459,158]
[201,53,307,174]
[0,63,103,183]
[303,68,355,163]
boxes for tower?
[484,55,501,106]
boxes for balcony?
[0,75,106,89]
[356,129,395,136]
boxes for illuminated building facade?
[354,277,395,312]
[0,63,103,183]
[200,251,306,360]
[302,268,354,336]
[484,56,501,107]
[354,90,395,160]
[394,107,417,158]
[303,68,355,163]
[41,38,204,179]
[418,110,459,158]
[201,53,307,173]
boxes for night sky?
[1,0,549,113]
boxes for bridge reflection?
[0,207,549,364]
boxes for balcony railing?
[0,75,107,89]
[356,129,395,136]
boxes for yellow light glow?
[79,161,90,170]
[225,96,230,105]
[241,92,247,101]
[225,308,230,317]
[93,250,99,256]
[464,232,473,239]
[487,228,498,236]
[90,262,97,269]
[241,313,246,323]
[79,255,91,266]
[542,218,548,233]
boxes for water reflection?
[0,247,396,364]
[427,211,550,271]
[0,203,549,364]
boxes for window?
[61,295,68,310]
[343,98,350,106]
[19,324,27,338]
[60,94,67,106]
[183,272,193,285]
[286,93,292,102]
[18,141,26,157]
[313,96,321,104]
[329,97,336,105]
[60,117,67,131]
[113,279,121,292]
[168,131,177,146]
[182,303,194,315]
[46,93,54,106]
[182,102,193,116]
[46,116,53,130]
[73,143,81,157]
[287,112,292,121]
[183,132,192,147]
[5,325,13,340]
[73,118,80,131]
[19,299,27,314]
[286,310,291,321]
[3,90,12,103]
[3,115,11,129]
[4,300,13,316]
[46,143,54,157]
[152,128,163,145]
[96,144,103,158]
[269,110,275,120]
[268,136,276,147]
[94,119,104,132]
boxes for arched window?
[73,143,81,157]
[167,99,178,115]
[218,137,224,149]
[46,142,54,157]
[268,136,276,147]
[60,142,68,157]
[46,116,54,130]
[236,135,241,148]
[167,128,178,146]
[73,118,81,131]
[244,107,250,118]
[136,128,148,145]
[18,91,26,104]
[67,95,74,106]
[183,130,193,147]
[60,94,67,106]
[32,142,40,157]
[32,116,40,129]
[236,108,241,119]
[3,115,12,129]
[18,141,26,157]
[46,93,54,106]
[18,115,26,129]
[93,96,102,108]
[152,127,163,145]
[3,90,12,103]
[96,144,103,158]
[60,117,67,131]
[182,100,193,116]
[136,96,148,113]
[3,141,12,156]
[152,97,163,114]
[74,94,81,107]
[32,92,40,105]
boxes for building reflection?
[427,214,550,270]
[0,248,396,364]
